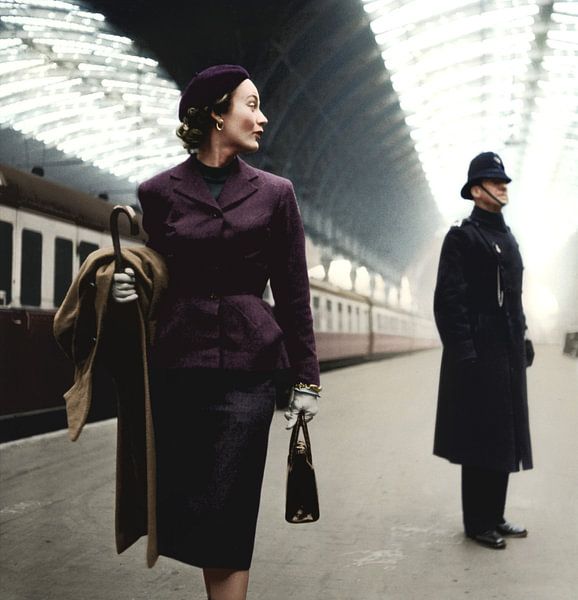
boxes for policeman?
[433,151,535,549]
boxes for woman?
[112,64,320,600]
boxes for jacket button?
[212,212,219,218]
[209,293,218,300]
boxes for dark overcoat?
[138,155,319,385]
[433,206,533,472]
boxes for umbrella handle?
[110,205,139,273]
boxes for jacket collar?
[169,154,259,211]
[471,205,507,232]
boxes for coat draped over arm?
[53,246,168,567]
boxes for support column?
[368,272,377,299]
[321,247,333,282]
[350,261,359,292]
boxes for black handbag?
[285,413,320,523]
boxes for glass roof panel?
[0,0,182,183]
[362,0,578,274]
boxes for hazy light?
[355,267,371,296]
[399,276,412,311]
[308,265,325,280]
[328,259,353,290]
[373,274,387,303]
[527,284,560,318]
[360,0,578,273]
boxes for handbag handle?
[288,413,313,464]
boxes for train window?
[312,295,320,330]
[20,229,42,306]
[362,307,369,333]
[0,220,13,305]
[54,237,73,307]
[337,302,343,331]
[355,306,360,333]
[78,241,99,266]
[326,299,333,332]
[347,304,352,332]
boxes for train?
[0,163,438,442]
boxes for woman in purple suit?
[112,65,320,600]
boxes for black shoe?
[497,520,528,538]
[467,529,506,549]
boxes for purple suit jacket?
[138,155,320,386]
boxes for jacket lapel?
[218,158,259,210]
[170,155,220,211]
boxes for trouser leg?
[496,471,509,525]
[462,465,509,535]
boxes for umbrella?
[109,205,139,273]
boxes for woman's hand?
[284,389,319,429]
[111,267,138,303]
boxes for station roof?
[1,0,438,280]
[362,0,578,272]
[89,0,442,278]
[2,0,576,279]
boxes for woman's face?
[219,79,268,154]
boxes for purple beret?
[178,64,250,121]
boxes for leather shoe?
[497,520,528,538]
[467,529,506,549]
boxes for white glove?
[111,267,138,303]
[284,389,319,429]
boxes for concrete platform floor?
[1,345,577,600]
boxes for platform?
[1,346,577,600]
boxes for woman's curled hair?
[176,92,232,152]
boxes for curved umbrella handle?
[110,205,139,273]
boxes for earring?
[216,120,224,131]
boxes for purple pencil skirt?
[150,368,277,570]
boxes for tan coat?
[53,246,168,567]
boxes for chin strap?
[479,183,506,207]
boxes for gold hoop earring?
[216,120,224,131]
